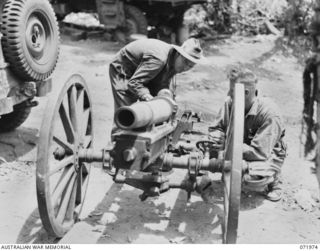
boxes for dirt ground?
[0,34,319,244]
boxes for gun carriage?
[36,74,245,244]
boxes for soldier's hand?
[140,93,153,101]
[157,89,173,99]
[208,130,225,150]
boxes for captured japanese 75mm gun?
[35,74,245,243]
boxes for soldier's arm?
[243,116,283,161]
[127,55,165,100]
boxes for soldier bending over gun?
[109,38,206,136]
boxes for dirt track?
[0,34,319,244]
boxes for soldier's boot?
[265,177,282,202]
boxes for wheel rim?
[36,74,93,237]
[25,10,55,65]
[223,83,244,244]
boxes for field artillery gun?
[36,74,245,244]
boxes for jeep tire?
[1,0,60,81]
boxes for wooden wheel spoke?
[224,173,230,198]
[68,86,79,133]
[224,134,233,160]
[83,135,92,149]
[81,163,90,176]
[53,136,73,153]
[77,89,86,140]
[225,108,234,149]
[225,127,234,160]
[52,165,75,203]
[65,175,78,222]
[81,108,90,138]
[56,173,77,224]
[77,88,84,121]
[49,156,74,177]
[59,102,75,143]
[76,163,90,206]
[76,169,83,205]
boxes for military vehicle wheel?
[1,0,60,81]
[124,5,148,35]
[0,102,31,132]
[222,83,244,244]
[36,74,93,237]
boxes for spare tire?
[1,0,60,81]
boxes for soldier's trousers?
[242,153,285,192]
[109,63,136,137]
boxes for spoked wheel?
[36,74,93,238]
[222,83,245,244]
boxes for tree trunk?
[286,0,297,41]
[313,0,320,197]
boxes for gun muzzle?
[115,97,177,130]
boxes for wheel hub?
[26,16,46,59]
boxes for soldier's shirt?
[110,39,176,100]
[209,96,286,163]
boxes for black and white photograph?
[0,0,319,247]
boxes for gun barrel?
[115,97,176,130]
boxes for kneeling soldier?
[209,67,287,202]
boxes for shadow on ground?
[16,209,59,244]
[0,127,38,162]
[66,172,267,244]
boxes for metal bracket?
[114,170,169,201]
[187,152,201,200]
[19,82,37,98]
[188,152,201,179]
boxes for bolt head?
[123,148,137,162]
